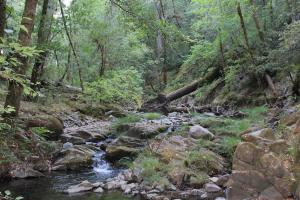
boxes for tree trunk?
[0,0,6,38]
[4,0,38,116]
[155,0,168,86]
[249,0,265,43]
[59,0,84,92]
[237,2,251,54]
[99,44,106,76]
[293,69,300,96]
[30,0,55,89]
[265,73,278,97]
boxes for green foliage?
[85,68,143,107]
[143,112,162,120]
[31,127,51,139]
[194,106,267,136]
[133,152,168,185]
[220,136,241,159]
[111,113,142,131]
[185,149,222,175]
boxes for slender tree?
[58,0,84,91]
[4,0,39,116]
[0,0,6,38]
[30,0,56,89]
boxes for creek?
[0,151,136,200]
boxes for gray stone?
[205,183,222,193]
[94,187,104,193]
[11,167,44,179]
[63,142,73,149]
[65,180,94,194]
[189,125,214,140]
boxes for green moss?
[194,106,267,136]
[133,152,168,185]
[143,112,162,120]
[185,150,223,175]
[112,113,142,131]
[220,136,241,160]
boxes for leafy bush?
[85,68,144,108]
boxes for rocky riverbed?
[1,102,300,200]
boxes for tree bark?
[0,0,6,38]
[237,2,251,54]
[4,0,38,116]
[155,0,168,86]
[58,0,84,92]
[30,0,55,89]
[249,0,265,43]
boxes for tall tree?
[0,0,6,38]
[30,0,56,88]
[58,0,84,91]
[4,0,39,116]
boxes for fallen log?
[167,105,246,118]
[141,67,221,112]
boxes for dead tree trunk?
[59,0,84,92]
[293,68,300,96]
[30,0,55,89]
[141,67,221,111]
[4,0,38,116]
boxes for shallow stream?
[0,152,136,200]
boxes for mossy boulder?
[26,115,64,140]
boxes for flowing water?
[0,152,137,200]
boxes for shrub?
[85,67,144,108]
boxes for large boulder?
[189,125,214,140]
[52,145,96,170]
[26,115,64,140]
[105,122,168,161]
[61,121,110,144]
[106,136,145,161]
[65,180,96,194]
[10,166,45,179]
[227,127,296,200]
[118,122,168,139]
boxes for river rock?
[120,122,168,139]
[106,136,144,161]
[204,183,221,193]
[106,121,168,161]
[94,187,104,193]
[61,121,110,144]
[10,167,44,179]
[52,145,96,170]
[65,180,95,193]
[188,125,214,140]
